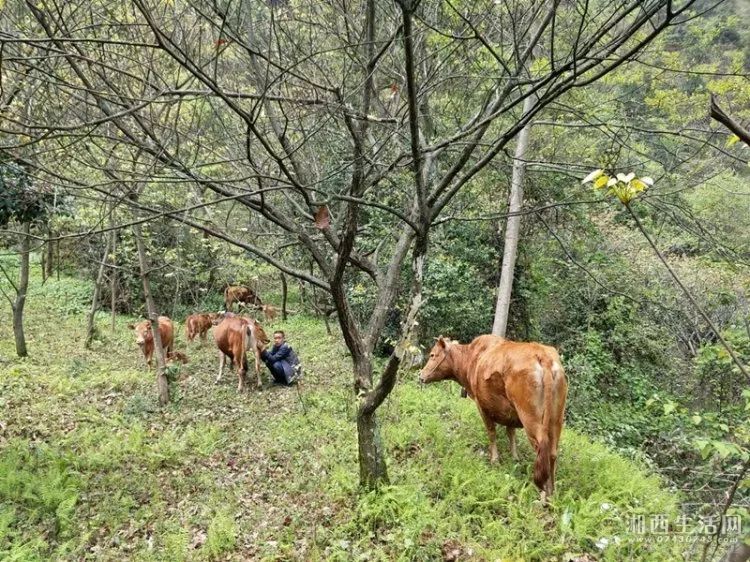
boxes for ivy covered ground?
[1,273,684,561]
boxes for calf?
[261,304,277,324]
[213,316,269,391]
[224,285,262,311]
[420,335,568,502]
[186,312,219,342]
[128,316,174,369]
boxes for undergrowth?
[0,270,685,560]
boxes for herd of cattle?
[126,284,569,501]
[128,285,273,392]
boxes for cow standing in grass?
[213,315,269,391]
[128,316,174,369]
[260,304,277,324]
[185,312,219,343]
[224,285,262,312]
[420,335,567,502]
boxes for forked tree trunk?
[492,94,535,337]
[85,236,111,348]
[133,223,169,405]
[352,355,388,487]
[356,237,429,488]
[12,222,31,358]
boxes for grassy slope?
[0,271,683,561]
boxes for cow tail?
[533,355,554,492]
[240,326,249,373]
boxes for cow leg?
[506,427,519,461]
[478,408,499,463]
[237,353,247,392]
[253,349,262,390]
[215,352,226,384]
[548,402,565,497]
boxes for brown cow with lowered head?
[420,335,567,502]
[224,285,262,312]
[128,316,174,368]
[186,313,219,342]
[213,315,269,391]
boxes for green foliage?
[0,440,81,545]
[369,219,499,355]
[0,161,49,227]
[0,271,689,560]
[205,509,237,559]
[421,252,495,342]
[30,273,94,316]
[693,326,750,409]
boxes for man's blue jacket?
[261,342,300,381]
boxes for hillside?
[0,271,683,561]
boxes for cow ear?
[437,336,446,348]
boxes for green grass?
[0,270,684,560]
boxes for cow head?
[128,321,152,347]
[419,337,453,383]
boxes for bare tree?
[133,219,170,406]
[1,0,702,486]
[2,223,32,357]
[84,233,112,348]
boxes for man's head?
[273,330,285,346]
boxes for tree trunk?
[356,236,429,488]
[40,242,46,284]
[110,203,117,333]
[299,279,306,310]
[85,236,111,348]
[12,223,31,358]
[133,222,169,405]
[353,355,389,487]
[357,408,389,488]
[280,272,288,321]
[492,94,534,337]
[45,227,54,279]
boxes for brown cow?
[186,313,219,342]
[128,316,175,369]
[260,304,277,324]
[213,315,270,391]
[419,335,567,501]
[224,285,262,311]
